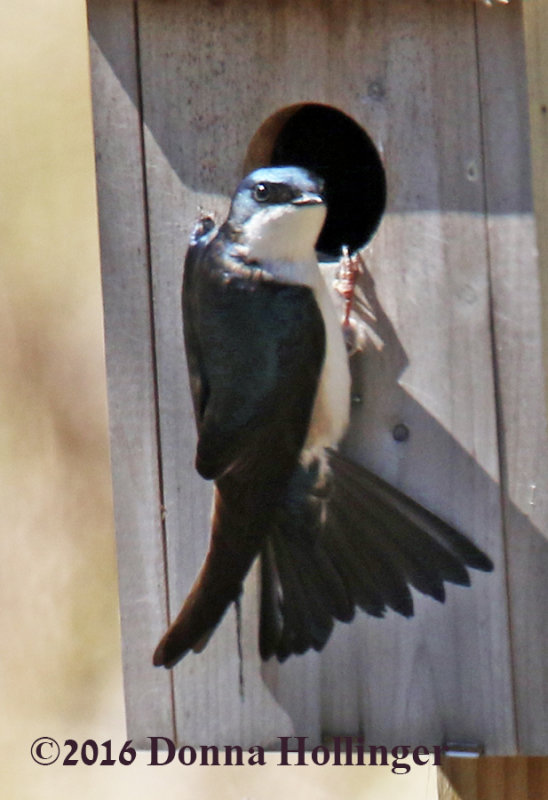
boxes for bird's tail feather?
[154,450,493,667]
[259,449,493,662]
[153,486,260,669]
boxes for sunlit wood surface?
[88,0,548,752]
[523,0,548,407]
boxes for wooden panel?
[132,0,515,750]
[523,0,548,406]
[135,0,301,748]
[87,0,175,745]
[475,0,548,754]
[320,0,514,751]
[438,756,548,800]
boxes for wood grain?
[475,0,548,754]
[87,0,174,746]
[134,0,514,749]
[438,756,548,800]
[523,0,548,407]
[322,0,513,751]
[136,0,298,748]
[87,0,546,752]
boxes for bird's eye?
[253,183,270,202]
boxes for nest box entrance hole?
[244,103,386,258]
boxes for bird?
[152,165,493,669]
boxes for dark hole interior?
[268,104,386,258]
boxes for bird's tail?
[259,449,493,662]
[153,484,261,669]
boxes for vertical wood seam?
[133,0,177,741]
[472,2,519,754]
[523,0,548,414]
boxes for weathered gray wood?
[87,0,174,746]
[133,0,515,750]
[87,0,547,753]
[476,0,548,754]
[319,0,514,752]
[135,0,299,747]
[523,0,548,408]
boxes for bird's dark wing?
[156,225,494,670]
[259,449,493,661]
[180,218,217,424]
[153,230,326,668]
[183,232,326,491]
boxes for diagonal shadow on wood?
[259,262,548,752]
[88,0,534,216]
[87,0,548,753]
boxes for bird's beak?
[292,191,325,207]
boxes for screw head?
[392,423,409,442]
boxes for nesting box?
[87,0,548,754]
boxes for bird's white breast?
[239,202,351,451]
[304,268,351,451]
[253,251,351,452]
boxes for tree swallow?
[153,166,493,668]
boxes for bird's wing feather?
[183,233,326,486]
[153,233,327,668]
[260,449,493,661]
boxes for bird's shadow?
[88,3,548,747]
[259,259,548,744]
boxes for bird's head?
[227,166,326,263]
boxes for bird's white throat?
[239,201,351,452]
[241,202,326,272]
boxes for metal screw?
[367,80,385,101]
[443,741,483,758]
[392,423,409,442]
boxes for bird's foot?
[333,247,365,355]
